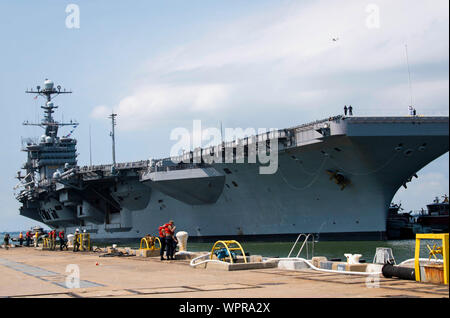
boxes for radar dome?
[44,79,54,90]
[45,136,53,143]
[40,135,47,142]
[46,101,54,107]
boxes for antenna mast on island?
[109,112,117,166]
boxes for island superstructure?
[15,79,449,241]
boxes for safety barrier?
[42,237,50,249]
[76,233,91,251]
[287,233,315,259]
[414,233,448,284]
[210,240,247,264]
[139,236,161,251]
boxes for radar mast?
[24,79,79,137]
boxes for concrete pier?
[0,247,448,298]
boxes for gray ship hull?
[17,116,449,241]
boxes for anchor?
[326,170,351,190]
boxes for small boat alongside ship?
[416,195,449,233]
[386,203,421,239]
[9,226,46,242]
[386,195,449,239]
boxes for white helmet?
[83,229,86,233]
[75,228,80,232]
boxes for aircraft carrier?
[15,79,449,241]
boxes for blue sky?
[0,0,448,231]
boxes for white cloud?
[91,105,111,119]
[91,0,449,130]
[98,84,231,131]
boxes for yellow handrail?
[210,240,247,264]
[155,237,161,249]
[139,236,161,250]
[76,233,91,251]
[42,238,50,249]
[415,233,448,284]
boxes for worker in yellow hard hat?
[34,231,39,247]
[73,229,80,252]
[19,232,24,246]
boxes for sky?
[0,0,448,231]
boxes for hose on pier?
[382,264,415,280]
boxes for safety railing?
[76,233,91,251]
[210,240,247,264]
[139,236,161,250]
[42,237,50,249]
[287,233,315,259]
[79,160,150,173]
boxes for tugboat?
[30,226,46,236]
[386,203,421,239]
[9,226,46,243]
[416,195,449,233]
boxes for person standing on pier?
[26,231,31,247]
[73,229,80,252]
[49,230,56,250]
[34,231,39,247]
[348,105,353,116]
[164,220,178,260]
[53,230,58,250]
[3,233,10,250]
[59,230,67,250]
[159,224,167,260]
[19,232,24,246]
[344,105,348,116]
